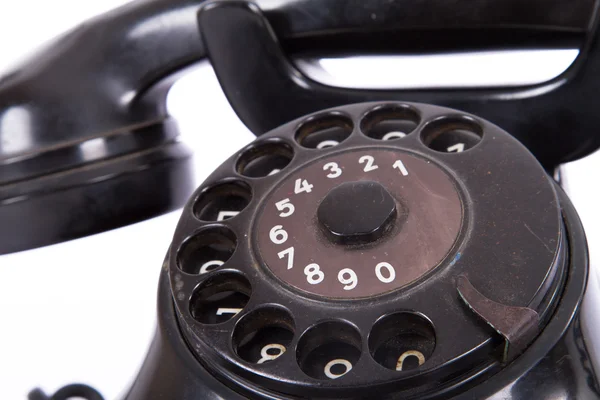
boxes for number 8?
[304,263,325,285]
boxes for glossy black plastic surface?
[125,183,598,398]
[0,0,211,253]
[200,0,600,169]
[3,0,600,253]
[129,101,593,398]
[317,180,397,245]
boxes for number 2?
[359,155,378,172]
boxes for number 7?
[278,247,295,269]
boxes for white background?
[1,2,599,399]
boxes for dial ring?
[255,148,463,298]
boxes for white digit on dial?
[393,160,409,176]
[304,263,325,284]
[216,308,242,316]
[338,268,358,290]
[359,155,379,172]
[275,198,295,217]
[447,143,465,153]
[317,140,339,149]
[270,225,288,245]
[294,178,314,194]
[382,131,406,140]
[257,344,286,364]
[217,211,239,221]
[396,350,425,371]
[199,260,224,274]
[278,247,295,269]
[324,359,352,379]
[323,162,342,178]
[376,262,396,283]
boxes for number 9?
[338,268,357,290]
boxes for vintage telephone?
[3,0,600,399]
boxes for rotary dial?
[256,149,462,298]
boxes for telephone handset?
[1,1,599,399]
[2,0,598,254]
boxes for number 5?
[275,198,295,217]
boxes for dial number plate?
[256,149,463,298]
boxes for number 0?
[375,262,396,283]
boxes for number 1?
[393,160,409,176]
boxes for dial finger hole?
[295,113,353,149]
[177,227,237,275]
[296,321,362,380]
[189,271,251,324]
[360,104,420,140]
[236,141,294,178]
[421,116,483,153]
[194,181,252,222]
[233,306,295,365]
[368,312,436,372]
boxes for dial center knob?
[317,180,398,245]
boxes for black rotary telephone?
[3,1,600,399]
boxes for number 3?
[323,162,342,178]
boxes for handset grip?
[200,0,600,169]
[0,0,209,254]
[1,0,594,166]
[0,0,596,253]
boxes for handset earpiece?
[0,0,209,254]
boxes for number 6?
[270,225,288,245]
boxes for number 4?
[294,178,313,194]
